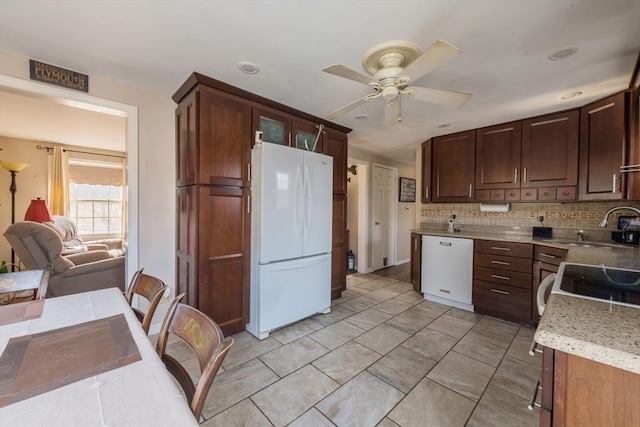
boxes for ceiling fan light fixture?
[547,47,578,61]
[238,61,260,74]
[381,86,399,100]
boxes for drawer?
[473,279,532,320]
[474,266,532,289]
[474,253,533,273]
[476,189,490,201]
[537,187,556,201]
[521,189,537,201]
[490,189,505,201]
[534,245,568,266]
[556,186,576,201]
[505,189,520,201]
[475,240,533,259]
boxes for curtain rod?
[36,144,125,159]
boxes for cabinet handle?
[414,239,417,251]
[288,132,292,146]
[491,274,511,281]
[527,380,542,410]
[491,246,511,251]
[491,288,510,295]
[514,168,518,184]
[469,184,472,198]
[425,186,429,200]
[247,195,251,214]
[539,253,557,259]
[439,289,451,294]
[612,174,617,193]
[491,260,510,265]
[523,167,527,183]
[620,164,640,172]
[247,163,251,182]
[529,339,543,356]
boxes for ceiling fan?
[322,40,472,126]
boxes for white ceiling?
[1,1,639,164]
[0,88,126,151]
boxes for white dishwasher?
[421,235,474,312]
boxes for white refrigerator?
[246,143,333,339]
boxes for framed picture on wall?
[399,177,416,202]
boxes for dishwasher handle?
[536,273,556,316]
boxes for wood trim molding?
[173,72,352,134]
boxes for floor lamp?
[1,161,29,271]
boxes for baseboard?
[395,258,410,265]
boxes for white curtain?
[49,146,69,216]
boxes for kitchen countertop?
[413,228,640,373]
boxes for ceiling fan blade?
[325,94,377,120]
[322,64,378,86]
[405,86,472,108]
[401,40,461,82]
[385,99,401,126]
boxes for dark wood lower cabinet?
[410,233,422,293]
[331,194,347,299]
[176,185,250,336]
[539,348,640,427]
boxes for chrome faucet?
[598,206,640,227]
[576,230,585,241]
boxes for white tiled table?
[0,287,198,427]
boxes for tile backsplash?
[420,201,640,242]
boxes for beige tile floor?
[158,265,541,427]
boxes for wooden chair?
[125,268,167,334]
[35,264,53,300]
[156,294,234,420]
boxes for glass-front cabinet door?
[253,109,291,146]
[293,120,325,153]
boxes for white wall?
[0,49,176,328]
[348,146,416,270]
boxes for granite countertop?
[413,227,640,373]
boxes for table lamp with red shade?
[24,198,54,223]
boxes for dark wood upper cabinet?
[522,110,579,189]
[432,130,476,203]
[198,86,252,188]
[252,107,292,147]
[579,92,627,200]
[421,139,432,203]
[324,128,348,195]
[476,121,522,190]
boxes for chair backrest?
[35,264,53,300]
[156,294,234,420]
[47,215,85,249]
[3,222,73,274]
[125,269,167,334]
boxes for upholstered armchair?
[4,221,126,297]
[47,215,126,257]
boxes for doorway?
[0,75,139,280]
[346,159,368,273]
[372,163,397,271]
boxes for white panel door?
[372,165,396,271]
[257,144,304,263]
[302,151,333,257]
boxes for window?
[68,183,123,236]
[67,157,124,238]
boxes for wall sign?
[29,60,88,92]
[399,177,416,202]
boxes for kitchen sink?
[541,240,635,250]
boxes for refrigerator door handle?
[295,164,303,244]
[304,163,311,242]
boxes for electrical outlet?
[539,215,545,223]
[537,210,546,218]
